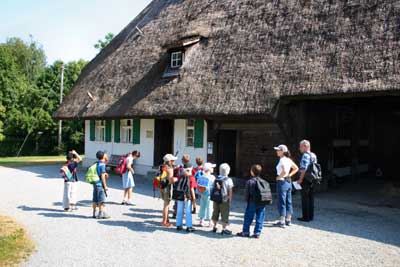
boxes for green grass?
[0,216,34,266]
[0,156,66,168]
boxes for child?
[211,163,234,235]
[197,162,216,227]
[172,154,191,218]
[122,150,141,205]
[92,150,110,219]
[60,150,81,211]
[192,157,204,214]
[174,162,197,232]
[237,165,267,239]
[160,154,177,227]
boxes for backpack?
[304,153,322,184]
[172,176,190,201]
[60,164,73,182]
[116,155,128,175]
[85,163,99,184]
[254,177,273,206]
[154,165,169,190]
[196,174,210,195]
[194,169,204,180]
[210,177,229,204]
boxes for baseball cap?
[203,162,216,172]
[274,145,288,153]
[163,154,178,162]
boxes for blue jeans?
[242,202,266,235]
[277,180,293,217]
[176,200,193,227]
[93,185,106,204]
[199,194,212,221]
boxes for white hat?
[219,163,231,177]
[203,162,216,172]
[163,154,177,162]
[274,145,288,153]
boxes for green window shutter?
[132,119,141,144]
[90,120,95,141]
[114,120,120,143]
[194,119,204,148]
[105,120,112,142]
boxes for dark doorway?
[217,130,237,176]
[154,119,174,166]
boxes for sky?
[0,0,152,64]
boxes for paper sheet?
[292,181,302,190]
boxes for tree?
[94,33,115,51]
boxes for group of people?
[60,139,318,238]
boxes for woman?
[274,144,299,227]
[122,150,140,205]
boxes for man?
[160,154,177,227]
[60,150,82,211]
[297,140,317,222]
[93,150,110,219]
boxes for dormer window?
[171,51,183,68]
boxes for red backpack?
[116,155,128,175]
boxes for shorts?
[160,187,172,205]
[212,202,230,224]
[93,185,106,204]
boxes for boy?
[174,163,197,232]
[93,150,110,219]
[197,162,216,227]
[172,154,191,218]
[60,150,82,211]
[237,165,267,239]
[211,163,234,235]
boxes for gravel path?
[0,165,399,267]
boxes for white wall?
[173,119,208,166]
[83,119,155,175]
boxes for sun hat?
[163,154,178,162]
[219,163,231,177]
[203,162,216,172]
[273,145,288,153]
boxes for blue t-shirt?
[96,161,107,186]
[300,152,317,170]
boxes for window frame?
[185,119,195,147]
[171,51,184,69]
[120,119,133,144]
[95,120,106,142]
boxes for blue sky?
[0,0,152,64]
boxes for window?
[171,51,183,68]
[95,120,105,142]
[186,119,195,147]
[121,119,133,143]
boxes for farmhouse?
[55,0,400,185]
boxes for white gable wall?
[173,119,208,166]
[83,119,155,175]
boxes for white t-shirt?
[276,157,293,177]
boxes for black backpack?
[210,177,229,204]
[172,176,190,201]
[305,153,322,184]
[254,177,273,206]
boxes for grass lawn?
[0,156,66,168]
[0,215,34,266]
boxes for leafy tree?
[94,33,115,51]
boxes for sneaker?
[121,201,127,205]
[274,221,286,228]
[125,201,134,206]
[186,227,196,233]
[98,212,111,219]
[285,220,291,226]
[176,226,183,231]
[221,229,232,235]
[212,227,218,233]
[64,208,71,212]
[252,234,260,239]
[236,232,250,238]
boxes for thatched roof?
[55,0,400,120]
